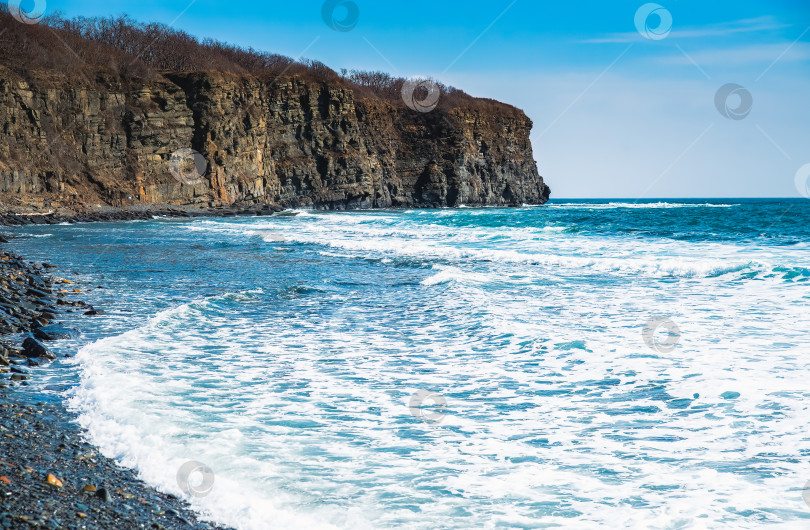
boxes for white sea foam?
[70,302,360,529]
[547,202,739,209]
[67,209,810,529]
[420,265,498,285]
[245,224,761,278]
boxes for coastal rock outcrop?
[0,68,548,211]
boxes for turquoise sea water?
[7,199,810,529]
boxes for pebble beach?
[0,243,228,529]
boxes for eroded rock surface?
[0,69,549,211]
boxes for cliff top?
[0,7,525,119]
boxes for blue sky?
[21,0,810,198]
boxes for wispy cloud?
[581,16,789,44]
[663,42,810,67]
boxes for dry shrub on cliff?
[343,69,513,115]
[0,7,521,116]
[0,8,326,82]
[0,9,152,80]
[346,70,403,100]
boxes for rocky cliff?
[0,34,549,212]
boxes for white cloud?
[581,16,790,44]
[663,42,810,67]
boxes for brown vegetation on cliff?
[0,9,520,115]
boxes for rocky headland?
[0,10,550,215]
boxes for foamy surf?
[11,199,802,529]
[68,300,358,529]
[199,220,767,279]
[546,202,739,209]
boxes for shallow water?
[8,199,810,529]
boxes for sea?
[7,198,810,529]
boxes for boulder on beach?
[33,323,79,341]
[22,337,56,360]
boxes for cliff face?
[0,68,549,211]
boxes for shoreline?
[0,203,285,227]
[0,246,229,529]
[0,200,545,227]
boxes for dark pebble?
[96,488,113,503]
